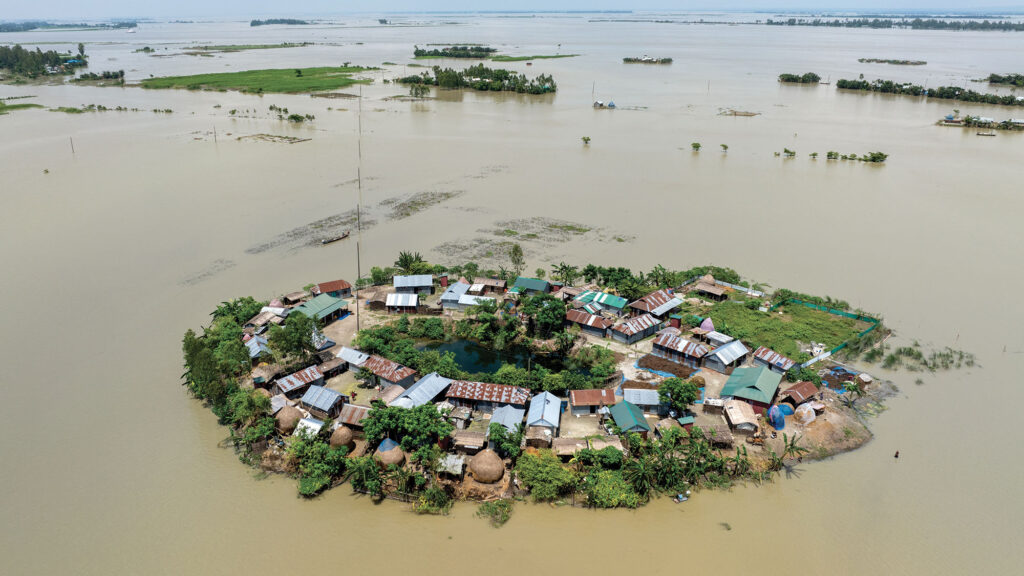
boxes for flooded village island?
[180,252,953,520]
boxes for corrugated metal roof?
[569,388,616,406]
[270,394,288,415]
[386,292,419,307]
[446,381,530,405]
[276,366,323,394]
[473,277,506,288]
[512,277,550,293]
[294,417,324,437]
[707,331,735,346]
[609,401,651,432]
[393,372,452,408]
[781,381,818,404]
[629,289,681,315]
[574,290,628,310]
[650,297,685,317]
[469,283,485,292]
[653,333,709,358]
[335,346,369,366]
[709,340,750,365]
[300,385,343,413]
[623,388,662,406]
[338,403,370,427]
[489,405,526,433]
[245,335,270,358]
[441,282,471,302]
[292,293,348,320]
[721,366,782,404]
[566,309,614,330]
[753,346,796,371]
[458,294,495,307]
[363,355,417,383]
[696,281,725,296]
[527,391,561,428]
[312,279,351,294]
[612,313,660,336]
[393,274,433,288]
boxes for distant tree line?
[838,78,1024,106]
[623,57,673,64]
[858,58,926,65]
[72,70,125,82]
[0,21,134,32]
[250,19,309,26]
[765,18,1024,31]
[778,72,820,84]
[413,45,497,58]
[399,64,556,94]
[988,73,1024,87]
[0,44,87,76]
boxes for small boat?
[673,494,689,503]
[976,131,996,137]
[320,231,350,245]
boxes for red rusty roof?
[781,381,818,404]
[312,279,352,294]
[276,366,323,394]
[363,355,417,383]
[446,381,530,405]
[569,388,616,406]
[753,346,796,371]
[629,289,676,313]
[653,333,710,358]
[338,403,370,427]
[612,313,660,336]
[566,309,614,330]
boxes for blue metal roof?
[300,385,343,413]
[393,372,452,408]
[245,335,270,358]
[393,274,433,288]
[440,282,470,302]
[527,391,561,428]
[490,405,525,434]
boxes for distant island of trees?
[0,44,88,77]
[0,21,135,32]
[765,18,1024,31]
[250,19,309,27]
[623,56,672,64]
[778,72,821,84]
[988,73,1024,87]
[413,45,497,59]
[399,64,556,94]
[837,78,1024,106]
[858,58,926,65]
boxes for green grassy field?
[490,54,579,62]
[0,102,43,115]
[140,66,373,94]
[707,300,863,360]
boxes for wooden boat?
[976,132,996,137]
[320,231,350,245]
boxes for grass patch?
[707,300,861,360]
[50,106,85,114]
[548,223,590,234]
[384,191,462,220]
[498,229,519,236]
[141,66,374,94]
[0,102,43,114]
[491,54,579,62]
[477,499,514,527]
[186,43,311,53]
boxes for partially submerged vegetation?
[141,66,374,94]
[764,17,1024,32]
[778,72,820,84]
[0,99,42,115]
[185,42,312,54]
[858,58,926,66]
[837,78,1024,107]
[623,56,672,64]
[250,19,310,26]
[987,73,1024,87]
[1,44,88,78]
[0,21,134,32]
[414,45,497,59]
[399,64,556,94]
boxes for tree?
[691,142,701,151]
[409,83,429,98]
[289,431,348,497]
[78,43,85,57]
[295,69,303,77]
[267,311,318,364]
[581,136,591,145]
[347,456,384,497]
[489,422,524,459]
[534,268,546,280]
[720,144,728,152]
[658,377,700,415]
[782,433,809,461]
[508,243,525,277]
[520,293,566,338]
[810,152,819,159]
[394,251,428,275]
[362,402,454,452]
[515,450,577,501]
[551,262,580,285]
[622,455,657,498]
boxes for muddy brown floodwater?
[1,14,1022,575]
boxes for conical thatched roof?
[255,388,272,398]
[469,449,505,484]
[375,445,405,466]
[275,405,302,434]
[330,425,355,449]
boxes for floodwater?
[2,14,1023,575]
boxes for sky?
[1,1,1021,21]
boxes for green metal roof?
[609,401,651,432]
[720,366,783,404]
[292,294,348,321]
[676,415,696,426]
[513,277,550,293]
[575,290,628,310]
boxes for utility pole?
[355,84,364,332]
[69,136,75,154]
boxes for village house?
[316,356,347,379]
[628,288,683,320]
[440,281,471,309]
[445,380,530,413]
[361,355,418,389]
[300,385,347,420]
[573,290,628,316]
[453,429,487,454]
[489,404,526,436]
[694,274,727,301]
[335,346,370,372]
[724,399,759,434]
[291,293,349,325]
[282,291,308,305]
[651,332,709,368]
[393,274,434,295]
[704,340,751,373]
[569,388,616,416]
[720,365,783,414]
[469,277,506,295]
[565,309,614,338]
[509,276,550,296]
[390,372,451,408]
[243,310,283,335]
[609,401,652,438]
[752,346,796,374]
[704,330,734,348]
[552,437,588,459]
[457,293,496,311]
[244,335,272,362]
[294,417,324,437]
[337,403,370,430]
[272,365,324,398]
[588,435,625,453]
[611,313,663,345]
[310,279,352,298]
[622,388,668,416]
[385,293,419,314]
[779,381,819,408]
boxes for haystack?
[469,449,505,484]
[275,405,302,434]
[330,425,355,450]
[374,440,406,466]
[255,388,272,398]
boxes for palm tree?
[552,262,579,285]
[394,251,425,275]
[782,433,809,461]
[623,456,656,498]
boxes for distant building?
[609,401,651,437]
[489,405,526,437]
[244,335,272,361]
[628,288,683,320]
[311,279,352,298]
[273,366,324,398]
[509,276,550,296]
[440,282,471,309]
[651,333,709,368]
[569,388,616,416]
[393,274,434,295]
[565,309,614,338]
[779,381,819,407]
[291,293,348,324]
[337,403,370,429]
[385,293,419,314]
[611,313,662,344]
[335,346,370,372]
[361,355,418,389]
[390,372,451,408]
[300,385,347,419]
[526,391,561,432]
[573,290,628,316]
[457,294,496,311]
[446,381,530,413]
[694,274,727,301]
[622,388,668,416]
[469,277,506,295]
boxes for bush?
[477,499,514,527]
[414,485,453,514]
[581,470,641,508]
[515,451,576,501]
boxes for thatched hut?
[468,449,505,484]
[330,425,355,450]
[275,405,303,434]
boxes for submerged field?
[140,66,373,94]
[0,101,43,114]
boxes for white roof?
[710,340,750,364]
[489,405,526,434]
[386,293,419,307]
[393,372,453,408]
[336,346,369,366]
[469,283,485,292]
[650,297,684,317]
[441,282,471,302]
[527,391,561,428]
[293,417,325,437]
[459,294,495,306]
[623,388,662,406]
[707,331,734,346]
[393,274,433,288]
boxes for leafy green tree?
[347,456,384,496]
[489,422,524,460]
[515,450,577,501]
[581,136,591,145]
[658,377,700,414]
[782,433,809,461]
[582,469,641,508]
[691,142,701,151]
[551,262,580,285]
[477,499,514,527]
[362,401,454,452]
[212,296,267,324]
[720,144,728,151]
[520,293,566,338]
[508,243,525,277]
[409,83,429,98]
[622,455,657,498]
[78,43,85,56]
[267,311,318,364]
[289,431,348,497]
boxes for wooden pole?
[69,136,75,154]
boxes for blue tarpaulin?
[768,405,785,430]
